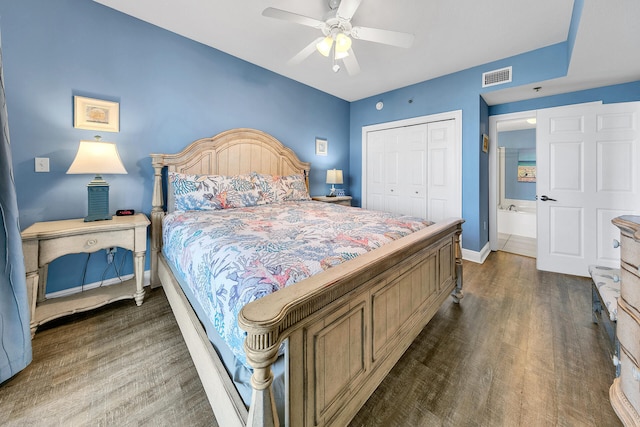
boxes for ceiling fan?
[262,0,414,75]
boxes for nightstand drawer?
[312,196,352,206]
[39,229,133,266]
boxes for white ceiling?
[94,0,640,104]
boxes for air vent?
[482,66,512,88]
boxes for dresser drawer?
[618,346,640,413]
[621,234,640,269]
[618,301,640,358]
[39,229,134,266]
[622,268,640,312]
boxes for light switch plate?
[35,157,50,172]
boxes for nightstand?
[21,213,150,336]
[312,195,353,206]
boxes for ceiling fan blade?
[262,7,325,29]
[288,37,324,66]
[342,49,361,76]
[336,0,363,21]
[351,26,414,48]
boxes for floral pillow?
[251,173,310,204]
[169,172,261,211]
[279,174,311,201]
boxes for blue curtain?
[0,29,32,384]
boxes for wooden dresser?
[611,215,640,426]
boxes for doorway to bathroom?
[489,112,537,258]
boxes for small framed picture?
[482,134,489,153]
[315,138,328,156]
[74,96,120,132]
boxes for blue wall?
[0,0,350,293]
[349,42,571,252]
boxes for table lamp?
[66,136,127,221]
[326,168,343,197]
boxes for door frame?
[361,110,462,218]
[488,102,604,253]
[488,110,537,251]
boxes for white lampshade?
[316,36,334,57]
[67,138,127,221]
[335,33,352,53]
[67,140,127,175]
[326,169,343,185]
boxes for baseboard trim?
[462,242,491,264]
[46,270,152,299]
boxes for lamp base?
[85,178,112,222]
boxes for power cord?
[100,249,129,286]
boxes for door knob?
[539,195,557,202]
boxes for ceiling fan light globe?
[316,36,334,57]
[335,33,352,52]
[335,50,349,60]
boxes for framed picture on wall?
[316,138,328,156]
[74,96,120,132]
[482,134,489,153]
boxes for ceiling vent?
[482,66,512,88]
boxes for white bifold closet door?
[366,120,457,221]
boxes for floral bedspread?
[162,201,432,367]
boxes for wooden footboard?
[239,218,463,427]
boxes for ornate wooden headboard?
[149,128,311,286]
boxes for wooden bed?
[150,128,464,427]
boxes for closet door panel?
[427,120,457,223]
[404,124,428,218]
[366,133,386,212]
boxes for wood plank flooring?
[350,251,620,426]
[0,251,621,426]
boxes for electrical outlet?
[35,157,50,172]
[106,247,117,264]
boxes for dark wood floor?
[0,251,621,426]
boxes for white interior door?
[537,102,640,276]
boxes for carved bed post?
[451,227,464,303]
[243,330,280,427]
[150,154,165,288]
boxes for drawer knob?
[613,274,620,283]
[86,239,98,247]
[613,239,620,248]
